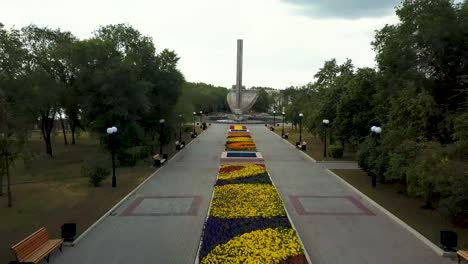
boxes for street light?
[192,111,196,137]
[370,126,382,187]
[299,113,304,144]
[273,110,276,128]
[322,119,330,158]
[199,111,203,127]
[106,126,118,188]
[159,119,165,155]
[178,114,182,143]
[282,112,285,137]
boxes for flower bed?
[227,132,251,138]
[226,142,257,151]
[230,125,246,130]
[226,137,254,143]
[198,126,308,263]
[226,131,256,151]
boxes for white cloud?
[1,0,398,89]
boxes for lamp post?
[192,111,196,137]
[159,119,165,155]
[106,126,118,187]
[299,113,304,143]
[322,119,330,158]
[178,114,182,143]
[282,111,285,137]
[370,126,382,187]
[199,111,203,126]
[273,110,276,128]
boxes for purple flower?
[199,216,292,259]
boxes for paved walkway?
[51,124,226,264]
[49,124,453,264]
[250,125,452,264]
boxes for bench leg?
[46,254,50,263]
[59,244,63,252]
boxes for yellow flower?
[218,164,266,180]
[226,137,253,142]
[201,228,304,264]
[210,184,286,218]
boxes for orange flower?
[226,142,257,150]
[228,132,251,138]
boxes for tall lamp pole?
[370,126,382,187]
[178,114,182,142]
[159,119,165,155]
[282,111,285,137]
[322,119,330,158]
[192,111,196,137]
[199,111,203,126]
[106,126,118,187]
[273,110,276,128]
[299,113,304,143]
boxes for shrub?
[117,145,151,166]
[328,144,344,158]
[406,142,446,209]
[434,159,468,226]
[81,156,111,187]
[384,140,420,183]
[357,136,374,172]
[357,136,387,182]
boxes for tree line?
[0,23,227,206]
[282,0,468,225]
[175,82,229,115]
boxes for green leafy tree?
[252,88,271,112]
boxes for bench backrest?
[11,227,50,261]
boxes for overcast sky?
[1,0,399,89]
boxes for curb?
[325,169,448,257]
[268,127,317,163]
[193,174,218,264]
[268,171,314,264]
[194,128,225,264]
[71,128,206,246]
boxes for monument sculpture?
[227,40,258,119]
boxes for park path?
[51,124,226,264]
[250,125,452,264]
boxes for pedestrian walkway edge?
[71,129,208,246]
[193,177,217,264]
[269,172,314,264]
[267,128,317,163]
[325,169,448,257]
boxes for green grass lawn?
[0,127,203,263]
[332,169,468,249]
[272,126,356,161]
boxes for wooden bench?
[11,227,63,263]
[458,250,468,263]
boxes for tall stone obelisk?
[236,39,243,110]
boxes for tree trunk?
[341,139,345,152]
[0,163,3,196]
[5,154,11,207]
[59,115,68,145]
[45,136,53,157]
[70,124,76,145]
[40,113,54,157]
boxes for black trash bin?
[61,223,77,242]
[440,231,457,251]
